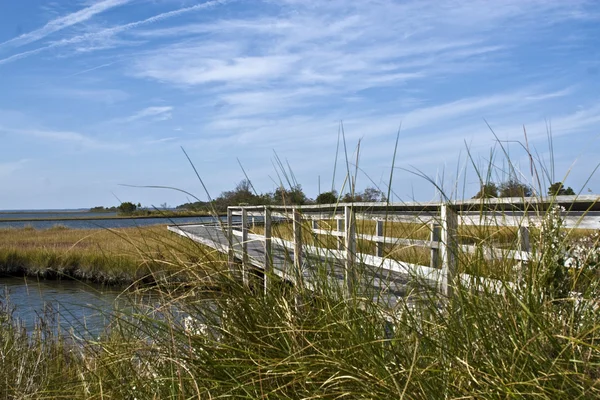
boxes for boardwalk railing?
[222,195,600,298]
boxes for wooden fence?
[224,195,600,297]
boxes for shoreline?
[0,225,222,287]
[0,212,220,223]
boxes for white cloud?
[8,127,127,150]
[122,106,173,122]
[0,0,131,49]
[38,86,129,104]
[0,0,230,65]
[0,159,29,177]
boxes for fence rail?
[223,196,600,298]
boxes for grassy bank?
[0,210,216,222]
[1,201,600,398]
[0,225,224,285]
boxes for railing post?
[440,204,458,299]
[337,217,344,250]
[517,225,530,281]
[518,226,530,252]
[264,206,272,295]
[293,208,303,288]
[430,222,441,269]
[344,206,356,297]
[241,208,249,286]
[375,220,384,257]
[227,208,235,276]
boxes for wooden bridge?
[168,196,600,307]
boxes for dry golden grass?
[0,225,225,284]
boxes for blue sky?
[1,0,599,209]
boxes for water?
[0,277,124,337]
[0,211,117,219]
[0,216,220,229]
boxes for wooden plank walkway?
[169,197,600,308]
[168,223,424,308]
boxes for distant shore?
[0,211,218,223]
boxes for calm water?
[0,277,124,336]
[0,211,117,219]
[0,216,220,229]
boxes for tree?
[273,184,307,205]
[472,182,498,199]
[316,191,338,204]
[498,179,532,198]
[361,187,387,202]
[117,201,137,214]
[548,182,575,196]
[342,186,387,202]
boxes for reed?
[0,225,224,285]
[2,133,600,398]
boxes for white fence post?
[312,219,319,244]
[345,206,356,296]
[440,204,458,299]
[375,220,384,257]
[241,208,249,286]
[227,208,235,276]
[337,218,344,250]
[293,208,303,288]
[430,222,441,269]
[518,226,530,252]
[517,225,530,280]
[264,206,272,294]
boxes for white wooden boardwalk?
[168,223,419,308]
[169,196,600,307]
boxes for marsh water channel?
[0,213,229,336]
[0,213,219,229]
[1,277,129,337]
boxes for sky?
[1,0,599,210]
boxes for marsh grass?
[3,204,599,398]
[0,225,225,284]
[3,133,600,398]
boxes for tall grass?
[2,137,600,398]
[0,225,224,285]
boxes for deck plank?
[168,224,429,308]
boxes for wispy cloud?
[0,0,131,50]
[0,0,230,66]
[122,106,173,122]
[0,159,29,178]
[37,86,129,104]
[145,136,178,145]
[10,127,127,150]
[1,0,599,207]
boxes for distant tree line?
[90,202,142,215]
[90,206,118,212]
[473,180,575,199]
[175,180,388,213]
[92,179,579,216]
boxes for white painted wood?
[430,222,441,269]
[440,204,458,298]
[311,229,439,248]
[345,206,356,296]
[227,208,235,276]
[293,209,303,287]
[264,206,272,294]
[228,194,600,211]
[337,218,344,251]
[375,220,384,257]
[241,208,249,286]
[518,226,530,252]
